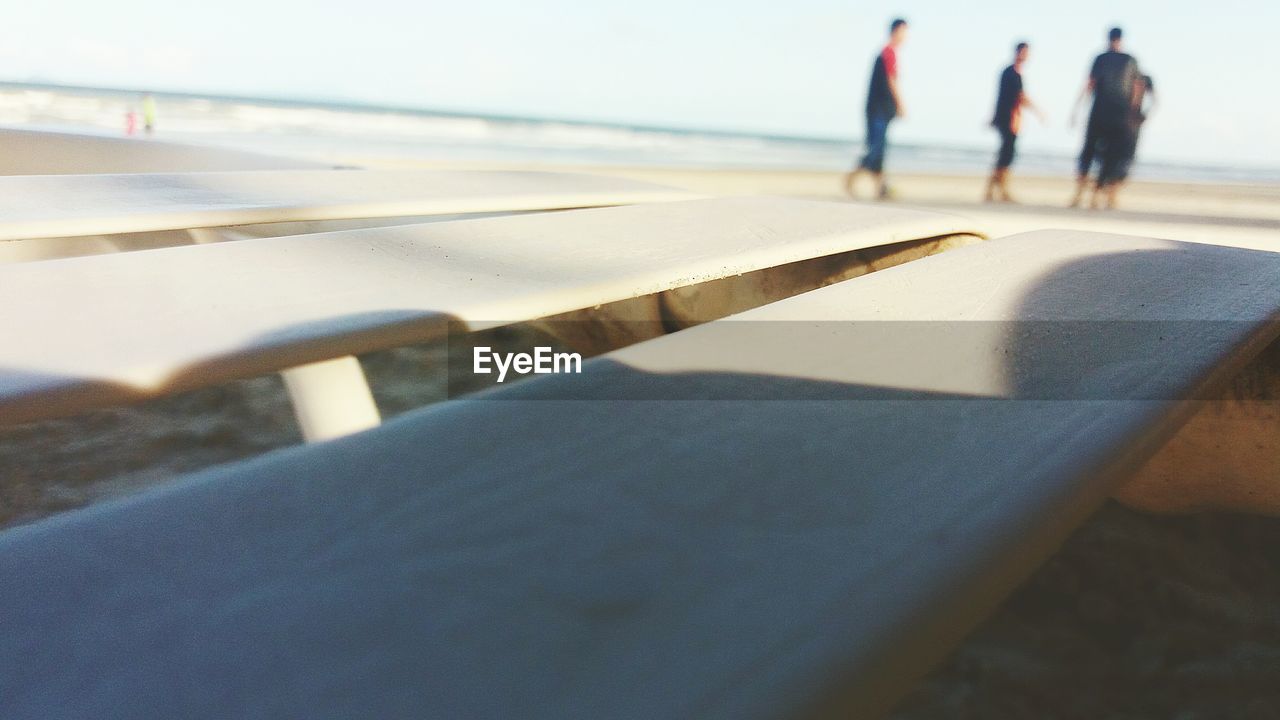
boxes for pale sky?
[1,0,1275,167]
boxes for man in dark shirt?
[844,18,907,200]
[986,41,1042,202]
[1070,27,1144,209]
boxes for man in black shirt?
[843,18,907,200]
[1070,27,1144,209]
[986,41,1042,202]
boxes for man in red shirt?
[844,18,908,200]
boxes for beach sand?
[2,162,1278,716]
[412,163,1280,251]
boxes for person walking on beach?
[142,93,157,135]
[844,18,907,200]
[1070,27,1144,209]
[985,41,1043,203]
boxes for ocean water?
[4,81,1279,184]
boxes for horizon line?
[2,78,1278,175]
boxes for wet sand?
[2,163,1279,716]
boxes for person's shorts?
[995,125,1017,169]
[1096,119,1137,185]
[859,113,893,173]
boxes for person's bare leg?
[1104,182,1121,210]
[873,172,891,201]
[1068,175,1089,208]
[997,168,1017,203]
[843,168,862,199]
[984,172,998,202]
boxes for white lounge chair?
[2,230,1276,718]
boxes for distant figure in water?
[985,41,1043,203]
[1070,27,1144,209]
[124,108,139,136]
[142,93,157,135]
[844,18,907,201]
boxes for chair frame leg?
[281,356,381,442]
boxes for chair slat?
[0,196,977,424]
[0,169,694,242]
